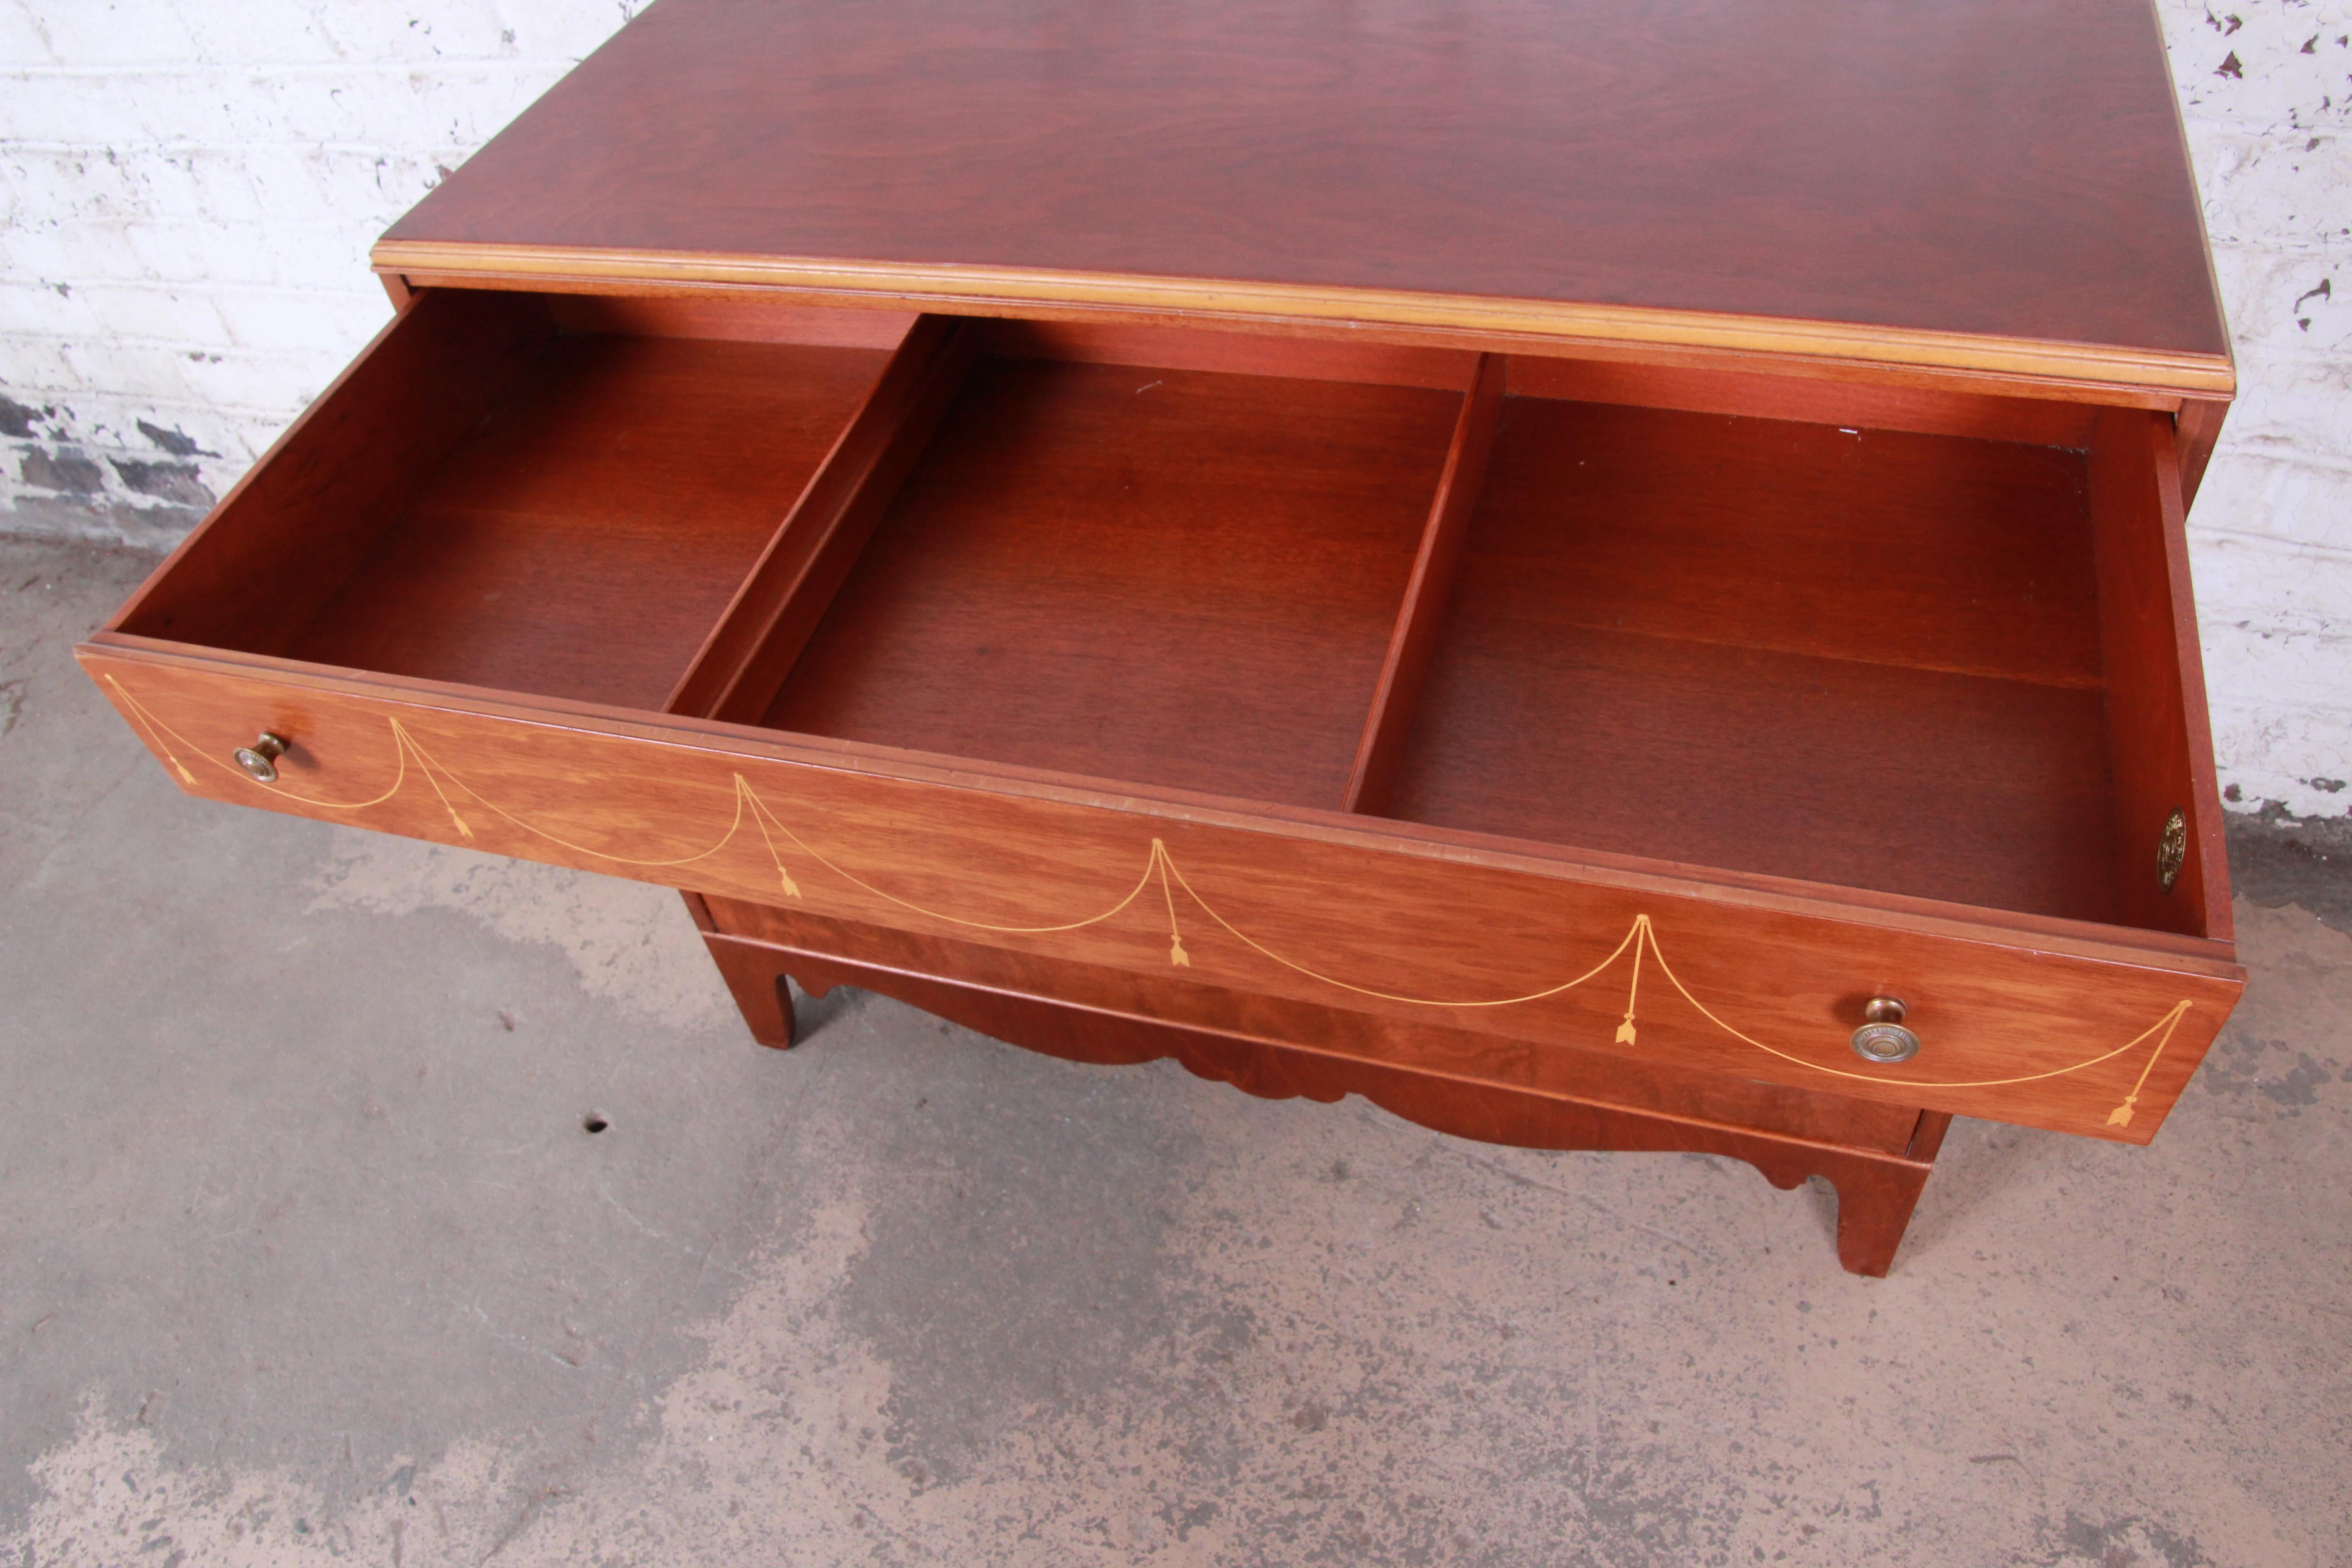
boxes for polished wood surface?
[2091,407,2234,940]
[978,318,1478,393]
[763,354,1459,806]
[1503,354,2100,452]
[115,289,897,711]
[289,333,892,709]
[82,0,2250,1274]
[1344,354,1503,817]
[79,645,2241,1142]
[376,0,2227,386]
[702,895,1931,1152]
[378,256,2235,406]
[1387,397,2136,922]
[113,290,549,653]
[668,315,970,721]
[691,906,1949,1275]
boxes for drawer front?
[85,649,2243,1143]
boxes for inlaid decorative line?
[2103,1005,2190,1128]
[1156,843,1191,967]
[732,780,1164,935]
[393,724,754,872]
[1634,915,2195,1096]
[106,685,2194,1113]
[1617,921,1646,1045]
[1159,848,1644,1009]
[106,676,410,811]
[106,676,196,785]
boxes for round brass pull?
[232,732,290,783]
[1850,995,1921,1063]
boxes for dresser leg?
[704,932,798,1048]
[1825,1112,1950,1278]
[681,892,796,1049]
[1827,1165,1931,1277]
[678,905,1962,1271]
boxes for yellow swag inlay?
[106,678,2189,1122]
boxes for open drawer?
[80,287,2244,1144]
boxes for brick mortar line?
[0,387,307,406]
[2,145,487,161]
[2192,527,2352,563]
[0,339,361,361]
[6,215,419,230]
[2200,610,2352,636]
[0,289,394,309]
[0,283,394,300]
[1,61,581,80]
[2200,445,2352,479]
[2205,691,2352,719]
[0,399,329,425]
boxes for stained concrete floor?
[0,533,2347,1568]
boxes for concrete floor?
[0,534,2347,1568]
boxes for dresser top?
[376,0,2230,392]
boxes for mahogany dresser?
[82,0,2243,1274]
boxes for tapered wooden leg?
[703,933,797,1048]
[691,917,1960,1272]
[683,892,797,1049]
[1828,1165,1932,1276]
[1827,1112,1950,1277]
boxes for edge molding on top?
[369,240,2239,401]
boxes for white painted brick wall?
[3,0,2347,818]
[2156,0,2352,819]
[0,0,639,542]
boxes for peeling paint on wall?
[2159,0,2352,820]
[0,2,634,544]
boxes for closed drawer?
[82,287,2245,1142]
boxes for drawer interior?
[757,344,1461,805]
[118,290,910,710]
[1387,397,2117,921]
[118,290,2220,941]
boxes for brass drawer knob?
[232,732,290,783]
[1850,995,1921,1063]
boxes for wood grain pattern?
[762,356,1459,806]
[977,318,1478,392]
[667,315,969,720]
[84,0,2250,1275]
[1396,623,2125,922]
[700,895,1928,1152]
[1453,397,2109,688]
[2174,395,2230,513]
[545,291,916,347]
[1504,354,2099,450]
[114,289,552,652]
[286,333,888,710]
[78,647,2242,1142]
[1385,396,2135,921]
[374,0,2227,380]
[381,261,2225,408]
[2092,408,2233,940]
[695,913,1945,1275]
[1345,354,1503,816]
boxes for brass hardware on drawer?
[232,732,290,783]
[1850,995,1921,1063]
[2157,807,2187,892]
